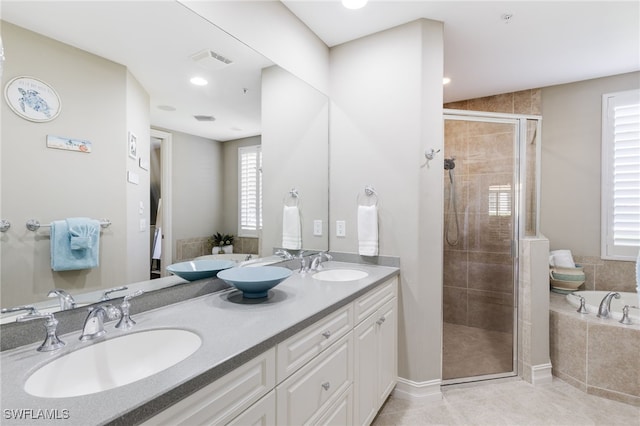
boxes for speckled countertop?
[0,261,399,426]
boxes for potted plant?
[211,232,235,254]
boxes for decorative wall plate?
[4,76,61,122]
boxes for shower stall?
[442,109,541,384]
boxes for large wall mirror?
[0,1,328,316]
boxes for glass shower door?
[442,114,519,383]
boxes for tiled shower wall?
[443,90,541,334]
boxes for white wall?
[262,66,330,254]
[540,71,640,256]
[1,22,136,306]
[168,130,224,249]
[329,19,444,386]
[179,0,329,95]
[125,72,151,284]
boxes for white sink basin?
[24,328,201,398]
[312,269,369,282]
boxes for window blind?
[238,145,262,237]
[602,90,640,259]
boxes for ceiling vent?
[191,49,233,71]
[193,115,216,122]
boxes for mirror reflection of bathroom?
[442,106,541,384]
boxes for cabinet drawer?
[142,348,275,426]
[277,333,353,426]
[354,277,397,324]
[277,304,353,382]
[312,385,353,426]
[226,390,275,426]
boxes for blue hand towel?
[50,218,100,271]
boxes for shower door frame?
[441,109,542,386]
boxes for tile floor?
[442,322,513,380]
[372,378,640,425]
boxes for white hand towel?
[282,205,302,250]
[358,205,378,256]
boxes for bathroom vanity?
[0,261,399,426]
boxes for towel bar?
[26,219,112,231]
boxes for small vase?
[222,245,233,254]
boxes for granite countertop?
[0,261,399,426]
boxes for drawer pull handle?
[321,382,331,391]
[376,317,386,325]
[321,331,331,339]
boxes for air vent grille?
[191,49,233,71]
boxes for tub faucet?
[48,289,76,310]
[79,304,120,341]
[597,291,620,319]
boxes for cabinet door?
[354,297,398,426]
[376,298,397,403]
[354,312,379,426]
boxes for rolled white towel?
[549,249,575,268]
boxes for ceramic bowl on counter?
[167,259,235,281]
[217,266,292,298]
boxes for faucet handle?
[1,305,42,321]
[116,290,144,330]
[576,295,589,314]
[619,305,633,325]
[100,286,128,301]
[16,312,65,352]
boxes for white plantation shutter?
[238,145,262,237]
[602,90,640,260]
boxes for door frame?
[150,128,172,276]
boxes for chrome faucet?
[79,304,120,341]
[310,251,333,271]
[275,249,294,260]
[100,285,128,302]
[115,290,144,330]
[597,291,621,319]
[48,289,77,310]
[297,251,308,274]
[1,306,65,352]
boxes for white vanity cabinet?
[353,280,398,426]
[142,348,276,426]
[142,276,398,426]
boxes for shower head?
[444,158,456,170]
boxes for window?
[238,145,262,237]
[601,89,640,260]
[488,184,512,217]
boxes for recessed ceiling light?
[342,0,368,10]
[443,77,451,85]
[190,76,208,86]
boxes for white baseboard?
[392,378,442,402]
[531,363,553,385]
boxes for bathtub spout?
[597,291,621,319]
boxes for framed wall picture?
[128,132,138,160]
[4,76,61,122]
